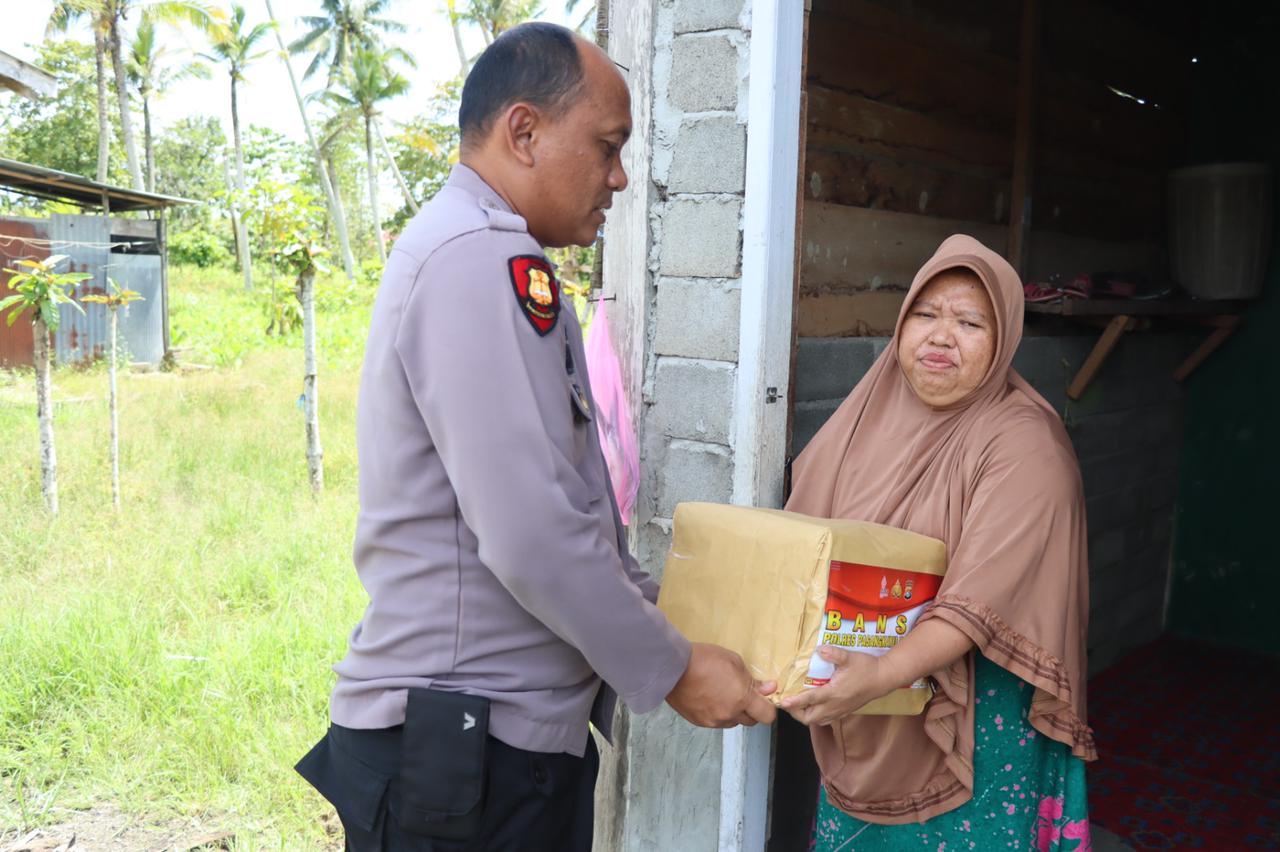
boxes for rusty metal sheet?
[0,213,168,366]
[0,215,50,368]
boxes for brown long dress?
[786,234,1097,824]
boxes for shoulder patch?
[508,255,560,336]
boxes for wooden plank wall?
[1034,0,1190,244]
[799,0,1191,337]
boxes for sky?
[3,1,576,142]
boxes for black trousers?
[296,723,599,852]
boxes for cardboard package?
[656,502,948,715]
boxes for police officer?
[296,22,776,851]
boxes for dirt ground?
[0,805,343,851]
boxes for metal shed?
[0,158,195,367]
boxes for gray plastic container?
[1168,162,1274,300]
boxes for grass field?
[0,265,376,848]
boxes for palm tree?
[47,2,113,183]
[48,0,219,191]
[264,0,357,283]
[566,0,596,35]
[116,2,220,188]
[445,0,469,78]
[289,0,406,86]
[317,111,361,246]
[128,20,210,192]
[324,47,413,263]
[200,2,272,290]
[105,3,145,189]
[463,0,543,44]
[321,102,421,222]
[374,120,421,216]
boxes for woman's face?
[897,269,997,408]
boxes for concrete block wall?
[595,1,751,849]
[638,0,749,577]
[792,332,1194,676]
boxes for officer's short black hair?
[459,22,586,147]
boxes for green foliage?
[386,78,463,231]
[168,265,371,369]
[0,40,127,188]
[290,0,407,85]
[80,278,144,310]
[168,266,273,367]
[242,126,316,191]
[198,2,272,82]
[324,46,415,123]
[322,46,414,251]
[168,229,232,268]
[464,0,545,41]
[315,110,375,259]
[49,0,228,40]
[265,283,304,336]
[230,127,321,264]
[246,179,329,278]
[0,331,368,844]
[547,243,597,326]
[152,116,228,233]
[0,256,89,332]
[127,19,211,102]
[0,1,571,841]
[357,258,384,288]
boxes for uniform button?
[480,198,497,210]
[533,763,549,786]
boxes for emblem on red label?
[508,255,560,336]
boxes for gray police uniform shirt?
[329,164,692,757]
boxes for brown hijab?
[786,234,1096,825]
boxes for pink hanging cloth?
[583,300,640,525]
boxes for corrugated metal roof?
[0,157,197,212]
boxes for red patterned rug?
[1087,636,1280,850]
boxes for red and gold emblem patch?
[508,255,560,336]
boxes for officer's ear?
[503,102,539,168]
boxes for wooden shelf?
[1024,298,1246,399]
[1025,297,1249,317]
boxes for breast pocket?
[565,373,594,460]
[565,372,615,502]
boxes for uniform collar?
[447,163,516,214]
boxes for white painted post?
[721,0,806,849]
[720,724,775,850]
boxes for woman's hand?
[780,646,890,727]
[782,619,975,728]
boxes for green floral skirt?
[812,654,1091,851]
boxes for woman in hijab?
[782,235,1096,850]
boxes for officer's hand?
[665,643,778,728]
